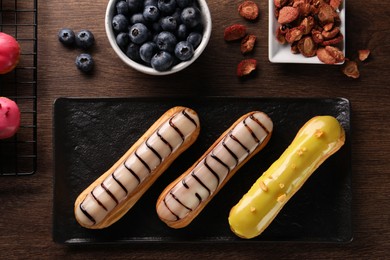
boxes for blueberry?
[140,41,158,63]
[158,0,177,14]
[75,29,95,49]
[126,0,142,13]
[75,53,94,73]
[143,5,160,22]
[160,16,177,31]
[176,0,193,8]
[116,32,130,51]
[112,14,129,32]
[126,42,141,62]
[129,23,150,44]
[151,51,174,71]
[58,28,75,46]
[187,32,202,49]
[130,13,146,25]
[176,24,188,40]
[155,31,177,52]
[116,1,129,15]
[181,7,201,28]
[174,41,194,61]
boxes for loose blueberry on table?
[75,29,95,49]
[111,0,204,72]
[75,53,94,73]
[58,28,76,46]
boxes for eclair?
[74,106,200,229]
[156,111,273,228]
[228,115,345,239]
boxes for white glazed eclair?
[156,111,273,228]
[74,106,200,229]
[228,116,345,239]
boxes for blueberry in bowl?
[105,0,212,75]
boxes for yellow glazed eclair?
[228,115,345,239]
[157,111,273,228]
[74,106,200,229]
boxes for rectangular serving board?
[53,97,352,244]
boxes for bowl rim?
[105,0,212,75]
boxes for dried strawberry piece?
[278,6,299,24]
[342,60,360,78]
[224,24,247,41]
[238,1,259,20]
[358,49,370,61]
[297,36,317,57]
[285,25,305,43]
[321,34,343,46]
[300,16,315,35]
[325,46,345,62]
[237,59,257,77]
[322,27,340,39]
[311,29,324,44]
[241,34,256,54]
[317,47,336,64]
[318,3,336,24]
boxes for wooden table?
[1,0,389,258]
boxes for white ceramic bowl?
[105,0,212,75]
[268,0,345,64]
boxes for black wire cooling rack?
[0,0,37,175]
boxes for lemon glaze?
[228,116,345,239]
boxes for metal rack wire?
[0,0,37,175]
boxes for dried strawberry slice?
[238,1,259,20]
[237,59,257,77]
[358,49,370,61]
[241,34,256,54]
[342,60,360,78]
[224,24,247,41]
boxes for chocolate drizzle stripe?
[182,179,189,189]
[79,203,96,225]
[204,157,220,186]
[195,193,202,204]
[222,134,239,167]
[169,117,185,142]
[157,130,173,153]
[91,189,108,211]
[182,109,198,127]
[170,191,192,211]
[101,183,119,205]
[163,198,180,221]
[250,113,270,135]
[230,133,250,154]
[123,162,141,184]
[243,117,261,143]
[135,151,151,173]
[191,171,211,195]
[145,137,163,163]
[112,173,128,195]
[210,153,231,173]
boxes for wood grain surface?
[1,0,390,258]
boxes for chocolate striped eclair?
[156,111,273,228]
[74,106,200,229]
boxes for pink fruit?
[0,97,21,139]
[0,32,21,74]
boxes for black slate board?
[53,97,352,244]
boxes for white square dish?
[268,0,346,64]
